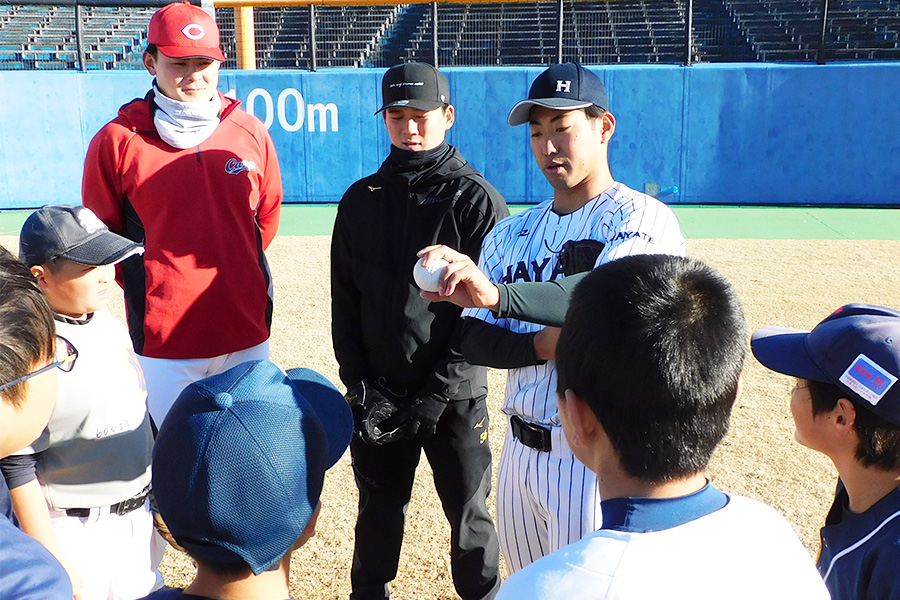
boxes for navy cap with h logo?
[507,62,609,126]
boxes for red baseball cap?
[148,2,225,61]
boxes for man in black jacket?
[331,62,508,600]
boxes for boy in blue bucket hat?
[140,360,352,599]
[752,304,900,600]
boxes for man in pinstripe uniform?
[461,62,685,572]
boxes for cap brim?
[62,232,144,266]
[286,368,352,468]
[375,99,445,115]
[507,98,594,126]
[157,45,225,62]
[750,326,831,382]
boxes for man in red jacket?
[83,2,283,426]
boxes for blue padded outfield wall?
[0,62,898,207]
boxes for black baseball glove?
[404,392,448,440]
[345,381,373,434]
[557,239,606,277]
[347,381,448,445]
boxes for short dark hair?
[556,254,747,482]
[192,556,253,578]
[43,257,68,275]
[0,245,55,406]
[584,105,606,120]
[809,379,900,470]
[145,43,158,58]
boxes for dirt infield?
[5,234,898,598]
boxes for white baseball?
[413,257,449,292]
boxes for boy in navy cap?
[753,304,900,600]
[2,205,161,600]
[142,360,352,599]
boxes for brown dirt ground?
[6,235,899,599]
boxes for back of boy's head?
[152,360,353,575]
[19,205,142,269]
[0,245,55,406]
[753,304,900,470]
[556,254,747,482]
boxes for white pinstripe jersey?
[463,182,686,425]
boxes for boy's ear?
[563,388,599,443]
[443,104,455,130]
[29,265,49,289]
[294,502,321,550]
[732,374,743,407]
[834,397,858,436]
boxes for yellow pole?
[234,6,257,69]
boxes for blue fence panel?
[0,63,898,208]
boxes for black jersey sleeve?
[0,454,39,490]
[495,272,588,327]
[460,316,546,369]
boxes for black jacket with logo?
[331,142,509,401]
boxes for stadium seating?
[0,4,151,69]
[1,0,898,70]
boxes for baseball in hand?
[413,257,449,292]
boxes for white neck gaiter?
[152,83,223,150]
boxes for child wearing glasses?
[0,245,73,598]
[0,205,163,600]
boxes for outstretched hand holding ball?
[415,246,501,311]
[413,257,449,293]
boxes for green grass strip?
[1,205,898,240]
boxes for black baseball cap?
[19,205,143,267]
[375,62,450,114]
[507,62,609,126]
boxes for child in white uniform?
[1,205,163,600]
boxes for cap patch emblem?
[556,80,572,93]
[182,23,206,40]
[840,353,897,406]
[75,208,105,233]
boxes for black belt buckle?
[115,490,149,516]
[510,415,551,452]
[66,488,148,518]
[116,487,150,516]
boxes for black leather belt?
[510,415,552,452]
[65,487,149,518]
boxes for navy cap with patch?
[508,62,609,126]
[752,304,900,426]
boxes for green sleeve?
[495,272,589,327]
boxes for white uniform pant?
[497,423,601,574]
[49,499,165,600]
[139,340,269,425]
